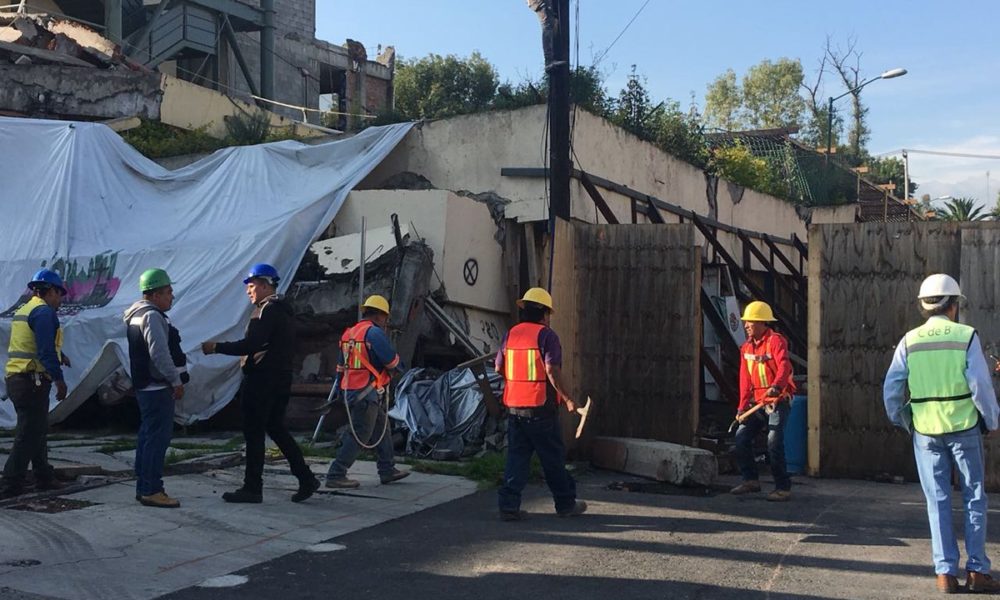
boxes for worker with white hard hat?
[883,274,1000,594]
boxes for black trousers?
[239,371,312,493]
[2,374,55,489]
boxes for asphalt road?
[158,470,976,600]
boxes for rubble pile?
[0,13,139,69]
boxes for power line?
[592,0,651,66]
[876,148,1000,160]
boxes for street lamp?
[826,67,908,159]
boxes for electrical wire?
[875,148,1000,160]
[592,0,651,66]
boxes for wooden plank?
[579,171,619,224]
[762,234,807,288]
[700,288,739,360]
[737,230,807,307]
[102,116,141,132]
[546,218,580,447]
[523,222,540,288]
[807,224,822,476]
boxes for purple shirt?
[495,324,562,373]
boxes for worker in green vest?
[883,273,1000,594]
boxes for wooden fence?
[808,222,1000,487]
[549,221,701,446]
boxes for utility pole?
[548,0,571,223]
[528,0,571,223]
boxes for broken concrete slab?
[590,436,718,487]
[0,39,91,67]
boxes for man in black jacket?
[202,263,320,503]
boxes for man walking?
[730,300,796,502]
[202,263,320,503]
[325,295,408,489]
[496,287,586,521]
[884,274,1000,594]
[1,269,70,498]
[124,268,186,508]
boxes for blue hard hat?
[243,263,280,285]
[29,269,67,296]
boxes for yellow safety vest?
[6,296,63,376]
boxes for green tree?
[938,197,987,221]
[394,52,499,119]
[704,69,742,130]
[741,58,806,129]
[704,59,806,131]
[650,99,709,168]
[868,156,917,198]
[611,65,657,137]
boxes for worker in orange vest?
[730,300,796,502]
[496,287,586,521]
[324,295,408,489]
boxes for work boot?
[139,491,180,508]
[936,574,960,594]
[557,500,588,517]
[325,477,360,489]
[730,481,761,495]
[222,488,263,504]
[380,469,410,485]
[966,571,1000,593]
[766,490,792,502]
[499,510,528,522]
[35,479,65,492]
[292,476,321,503]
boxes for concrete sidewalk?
[0,453,476,600]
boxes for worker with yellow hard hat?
[324,294,409,489]
[495,287,586,521]
[730,300,796,502]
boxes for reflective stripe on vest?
[339,320,391,391]
[6,296,62,376]
[501,322,548,408]
[743,347,780,403]
[904,318,979,435]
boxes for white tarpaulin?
[0,117,413,427]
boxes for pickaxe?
[575,396,593,439]
[728,401,768,433]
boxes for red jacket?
[738,328,796,412]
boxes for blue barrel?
[784,395,807,474]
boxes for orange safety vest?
[339,320,392,391]
[501,322,549,408]
[741,331,796,404]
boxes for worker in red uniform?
[730,300,796,501]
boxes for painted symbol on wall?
[1,251,122,318]
[463,258,479,286]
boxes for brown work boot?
[139,491,180,508]
[730,481,761,495]
[380,469,410,485]
[325,477,360,489]
[557,500,588,517]
[936,574,959,594]
[966,570,1000,593]
[766,490,792,502]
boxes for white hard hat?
[917,273,964,310]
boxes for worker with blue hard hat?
[1,269,73,498]
[202,263,320,504]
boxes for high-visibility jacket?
[339,320,392,391]
[738,329,796,412]
[6,296,62,377]
[500,322,551,408]
[904,318,979,435]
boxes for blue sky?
[319,1,1000,207]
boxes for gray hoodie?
[124,300,182,390]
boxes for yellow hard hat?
[740,300,776,322]
[517,287,554,312]
[362,294,390,315]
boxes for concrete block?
[591,436,717,487]
[51,464,103,478]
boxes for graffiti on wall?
[1,251,122,317]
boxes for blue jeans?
[734,401,791,491]
[498,413,576,514]
[326,391,395,480]
[913,428,991,576]
[135,388,175,497]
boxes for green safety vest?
[904,317,979,435]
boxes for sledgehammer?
[727,401,768,433]
[574,396,593,439]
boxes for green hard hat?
[139,268,172,292]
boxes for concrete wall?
[358,105,854,273]
[159,74,322,137]
[330,190,508,315]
